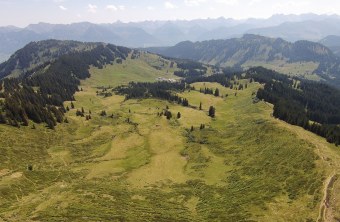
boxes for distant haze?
[1,0,340,27]
[3,13,340,63]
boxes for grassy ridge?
[0,54,338,221]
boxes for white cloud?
[106,5,118,11]
[184,0,207,7]
[54,0,65,3]
[87,4,97,13]
[106,5,125,12]
[58,5,67,10]
[165,1,177,9]
[147,6,155,11]
[215,0,239,6]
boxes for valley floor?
[0,57,339,221]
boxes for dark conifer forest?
[0,43,130,128]
[114,81,190,107]
[247,67,340,145]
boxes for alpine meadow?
[1,1,340,222]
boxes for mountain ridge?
[1,13,340,62]
[147,34,340,85]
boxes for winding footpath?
[273,118,340,222]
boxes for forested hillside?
[148,34,340,85]
[0,40,131,128]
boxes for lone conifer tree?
[214,88,220,97]
[209,106,215,118]
[166,111,172,120]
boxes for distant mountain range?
[2,13,340,62]
[147,34,340,85]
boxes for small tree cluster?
[100,110,107,116]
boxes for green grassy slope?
[0,55,339,221]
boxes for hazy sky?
[1,0,340,27]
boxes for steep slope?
[148,34,340,83]
[0,40,102,79]
[0,40,131,128]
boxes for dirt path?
[317,174,338,222]
[273,118,340,222]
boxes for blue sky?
[1,0,340,27]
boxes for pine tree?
[22,116,29,126]
[100,110,107,116]
[177,112,181,119]
[208,106,215,118]
[76,110,82,116]
[165,110,172,120]
[71,101,75,109]
[47,119,55,129]
[191,126,194,132]
[214,88,220,97]
[182,98,189,107]
[0,112,6,124]
[199,102,202,110]
[27,164,33,171]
